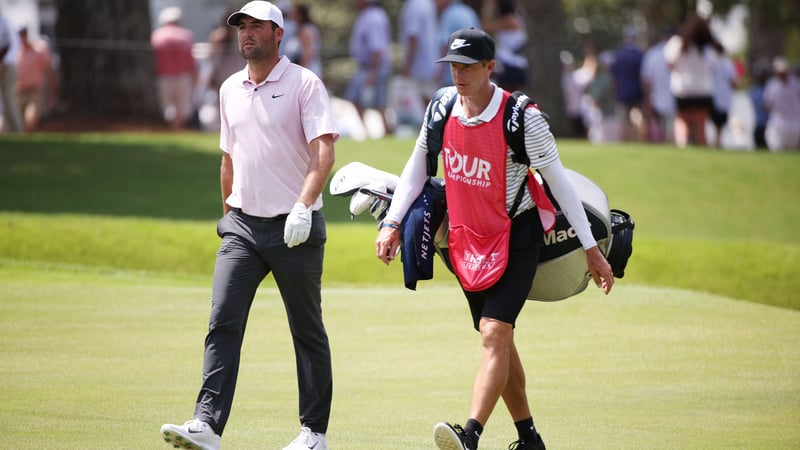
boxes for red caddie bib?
[442,92,512,291]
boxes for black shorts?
[462,208,544,331]
[711,108,729,128]
[676,96,713,112]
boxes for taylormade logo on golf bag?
[539,211,607,264]
[444,146,492,187]
[543,224,579,245]
[506,93,528,133]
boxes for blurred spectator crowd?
[0,1,798,150]
[562,13,800,151]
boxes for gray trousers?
[194,209,332,436]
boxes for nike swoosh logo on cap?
[450,38,471,50]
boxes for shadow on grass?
[0,134,358,222]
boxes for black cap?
[437,28,495,64]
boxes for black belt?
[232,207,288,222]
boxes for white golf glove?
[284,202,313,248]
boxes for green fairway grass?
[1,133,799,448]
[1,133,798,309]
[0,266,798,449]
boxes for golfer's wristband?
[380,221,400,230]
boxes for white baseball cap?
[227,1,284,28]
[773,57,789,74]
[158,6,182,26]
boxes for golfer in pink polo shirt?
[160,2,338,450]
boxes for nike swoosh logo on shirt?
[272,94,284,98]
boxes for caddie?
[374,27,614,450]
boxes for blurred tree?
[516,1,572,136]
[54,0,163,125]
[713,0,800,68]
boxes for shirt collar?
[241,55,290,88]
[451,83,503,124]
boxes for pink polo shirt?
[219,56,339,218]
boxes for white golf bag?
[329,162,633,301]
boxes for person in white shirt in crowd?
[399,0,438,104]
[0,15,22,133]
[663,14,724,148]
[574,42,599,131]
[435,0,480,87]
[560,50,587,138]
[763,57,800,151]
[278,1,300,61]
[640,28,676,143]
[345,0,393,134]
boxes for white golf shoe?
[283,426,328,450]
[160,418,220,450]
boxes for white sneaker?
[283,426,328,450]
[160,419,220,450]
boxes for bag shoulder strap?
[425,87,458,177]
[503,90,532,166]
[505,91,534,217]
